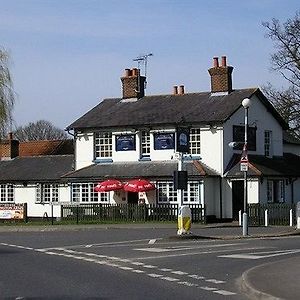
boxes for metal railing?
[61,203,205,224]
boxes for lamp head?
[242,98,251,108]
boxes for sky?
[1,0,299,131]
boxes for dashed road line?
[1,242,236,297]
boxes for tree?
[0,48,15,138]
[262,11,300,136]
[13,120,68,142]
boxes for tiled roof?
[66,88,288,130]
[19,140,74,157]
[0,155,74,182]
[225,153,300,178]
[62,160,219,182]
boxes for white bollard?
[290,209,293,227]
[265,209,268,227]
[238,210,242,226]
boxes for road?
[0,227,299,299]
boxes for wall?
[75,132,94,170]
[14,184,71,218]
[283,144,300,156]
[223,94,283,172]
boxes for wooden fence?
[61,203,205,224]
[248,203,297,226]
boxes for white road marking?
[188,274,205,280]
[161,277,179,282]
[149,239,156,244]
[147,273,163,278]
[131,269,145,273]
[200,286,217,291]
[219,249,300,260]
[213,290,236,295]
[205,279,225,284]
[171,271,188,275]
[0,242,238,297]
[160,268,173,272]
[134,243,242,253]
[178,281,198,287]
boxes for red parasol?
[94,179,123,192]
[123,179,156,192]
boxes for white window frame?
[95,132,112,159]
[36,183,59,203]
[140,130,150,158]
[0,184,14,203]
[264,130,272,157]
[71,183,109,203]
[157,181,201,204]
[190,128,201,155]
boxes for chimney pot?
[179,85,185,95]
[173,85,178,95]
[213,57,219,67]
[8,132,13,140]
[221,56,227,67]
[132,68,138,76]
[125,69,131,77]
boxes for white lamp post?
[241,98,251,236]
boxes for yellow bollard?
[177,206,192,235]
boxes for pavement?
[1,222,300,299]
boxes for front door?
[127,192,139,204]
[232,180,244,220]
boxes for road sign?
[240,162,248,172]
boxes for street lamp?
[241,98,251,236]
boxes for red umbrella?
[94,179,123,192]
[123,179,156,192]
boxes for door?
[232,180,244,220]
[127,192,139,204]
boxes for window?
[141,131,150,157]
[0,184,14,202]
[264,131,272,157]
[71,183,109,203]
[183,181,201,204]
[157,182,177,203]
[267,180,285,203]
[190,128,201,155]
[233,125,256,151]
[95,132,112,159]
[36,184,59,203]
[157,181,201,204]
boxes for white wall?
[200,127,223,174]
[223,94,283,172]
[76,132,94,170]
[14,184,71,218]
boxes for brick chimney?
[208,56,233,94]
[120,68,146,99]
[0,133,19,160]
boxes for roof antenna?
[133,53,153,89]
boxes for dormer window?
[95,132,112,159]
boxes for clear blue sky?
[1,0,299,130]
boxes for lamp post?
[241,98,251,236]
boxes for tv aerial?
[133,53,153,88]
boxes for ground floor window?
[157,181,201,204]
[71,183,109,203]
[0,184,14,202]
[36,183,59,203]
[267,179,285,203]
